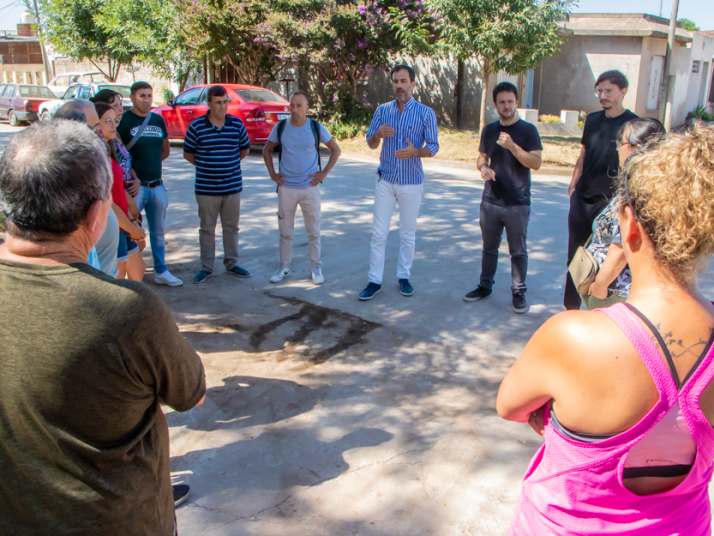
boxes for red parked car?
[153,83,290,144]
[0,83,56,126]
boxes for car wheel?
[9,110,19,127]
[40,110,50,122]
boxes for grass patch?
[333,125,580,169]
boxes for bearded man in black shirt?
[465,81,542,314]
[564,70,637,310]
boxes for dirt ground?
[1,122,713,535]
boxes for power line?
[0,0,21,12]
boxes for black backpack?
[275,118,322,172]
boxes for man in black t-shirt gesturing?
[465,82,542,314]
[564,70,637,309]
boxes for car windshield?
[19,85,56,98]
[99,85,131,98]
[237,89,284,103]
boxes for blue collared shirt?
[366,98,439,185]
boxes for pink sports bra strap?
[600,303,679,402]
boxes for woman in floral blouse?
[583,118,665,308]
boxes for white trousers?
[368,179,423,284]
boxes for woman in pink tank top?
[497,124,714,535]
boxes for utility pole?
[31,0,53,84]
[660,0,679,131]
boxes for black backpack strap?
[276,119,287,168]
[310,118,322,171]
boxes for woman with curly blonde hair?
[498,125,714,534]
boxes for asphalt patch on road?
[229,294,380,364]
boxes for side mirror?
[168,98,175,106]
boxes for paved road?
[1,123,713,535]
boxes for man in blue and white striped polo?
[183,85,252,285]
[359,64,439,301]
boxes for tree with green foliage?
[98,0,200,91]
[427,0,571,130]
[677,18,699,32]
[39,0,196,87]
[176,0,428,121]
[40,0,132,81]
[176,0,281,87]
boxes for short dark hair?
[130,81,152,95]
[0,120,111,239]
[91,88,121,104]
[595,70,628,89]
[618,117,665,148]
[492,81,518,102]
[53,100,95,123]
[390,63,415,82]
[290,90,309,104]
[207,85,227,102]
[94,102,113,119]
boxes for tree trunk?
[455,57,465,130]
[479,61,491,133]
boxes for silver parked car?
[38,83,132,120]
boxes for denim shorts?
[117,230,139,262]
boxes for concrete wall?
[634,36,666,119]
[364,55,484,130]
[0,64,46,85]
[667,33,714,126]
[538,35,643,115]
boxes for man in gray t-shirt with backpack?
[262,91,341,285]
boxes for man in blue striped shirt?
[183,85,251,285]
[359,64,439,301]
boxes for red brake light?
[252,108,266,120]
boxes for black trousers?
[479,201,530,293]
[564,193,609,309]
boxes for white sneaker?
[270,267,290,283]
[154,269,184,287]
[311,266,325,285]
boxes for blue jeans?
[136,184,168,274]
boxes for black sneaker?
[463,285,492,302]
[173,483,190,508]
[227,265,251,278]
[512,292,528,314]
[398,278,414,297]
[358,282,382,301]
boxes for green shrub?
[0,211,5,233]
[326,120,367,140]
[162,88,175,104]
[539,114,561,124]
[687,105,714,122]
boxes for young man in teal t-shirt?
[118,82,183,287]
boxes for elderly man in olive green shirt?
[0,120,205,536]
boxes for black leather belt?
[143,179,163,188]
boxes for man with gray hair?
[0,120,206,535]
[54,99,99,125]
[54,98,121,278]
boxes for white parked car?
[38,83,132,121]
[47,72,105,98]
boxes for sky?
[1,0,712,32]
